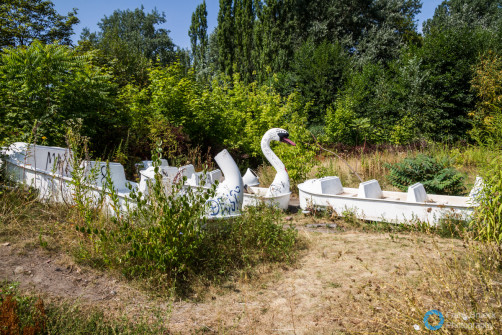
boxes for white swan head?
[263,128,296,146]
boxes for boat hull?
[243,187,291,210]
[2,143,244,219]
[298,183,474,225]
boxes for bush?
[0,41,121,151]
[471,156,502,243]
[386,154,466,195]
[76,146,301,291]
[198,205,300,279]
[470,51,502,146]
[76,147,213,283]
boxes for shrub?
[0,282,46,334]
[198,204,300,279]
[0,41,120,151]
[470,51,502,146]
[471,156,502,243]
[76,146,301,291]
[76,146,214,283]
[0,281,169,334]
[386,154,466,195]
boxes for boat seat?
[179,164,195,179]
[358,180,383,199]
[135,159,169,173]
[407,183,428,202]
[242,168,259,187]
[84,161,130,193]
[308,176,344,195]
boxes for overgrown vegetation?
[385,154,466,195]
[72,148,301,292]
[1,0,502,332]
[1,0,502,172]
[471,156,502,243]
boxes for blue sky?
[52,0,443,50]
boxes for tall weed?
[75,145,301,291]
[471,155,502,243]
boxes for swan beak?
[281,138,296,146]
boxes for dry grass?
[166,227,502,334]
[255,144,493,191]
[3,189,501,334]
[1,143,501,334]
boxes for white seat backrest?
[358,179,383,199]
[407,183,428,202]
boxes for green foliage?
[209,0,422,82]
[146,64,226,148]
[210,73,309,157]
[119,63,311,164]
[284,39,350,123]
[0,41,120,151]
[471,155,502,243]
[75,145,300,289]
[0,281,169,334]
[0,0,79,48]
[79,6,176,86]
[325,98,357,144]
[273,117,317,186]
[423,0,502,34]
[76,146,213,282]
[217,0,234,76]
[386,154,466,195]
[470,51,502,145]
[419,9,498,141]
[189,0,208,75]
[233,0,255,83]
[199,205,300,277]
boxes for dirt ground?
[0,221,464,334]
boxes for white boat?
[2,142,243,219]
[242,186,291,209]
[136,159,224,188]
[298,176,481,225]
[242,128,296,210]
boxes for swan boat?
[241,128,296,210]
[298,176,482,225]
[1,142,243,219]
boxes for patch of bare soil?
[0,229,463,334]
[0,246,119,302]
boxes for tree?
[253,0,297,79]
[0,41,121,151]
[79,6,176,86]
[470,51,502,145]
[0,0,79,48]
[189,1,208,74]
[417,0,501,141]
[217,0,234,76]
[300,0,421,64]
[423,0,502,34]
[285,39,350,123]
[234,0,255,83]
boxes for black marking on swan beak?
[278,132,296,146]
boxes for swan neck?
[261,137,285,173]
[215,149,242,187]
